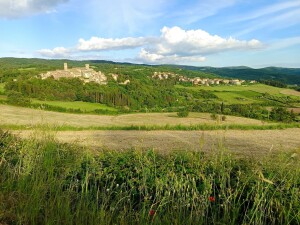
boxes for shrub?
[223,108,231,115]
[270,107,296,123]
[177,109,189,117]
[6,90,31,106]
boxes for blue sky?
[0,0,299,67]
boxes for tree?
[6,90,31,106]
[269,107,295,123]
[177,108,189,117]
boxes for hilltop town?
[152,71,256,86]
[39,63,133,85]
[39,63,257,87]
[40,63,108,85]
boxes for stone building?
[40,63,107,85]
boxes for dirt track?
[14,129,300,156]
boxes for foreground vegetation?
[2,123,300,131]
[1,129,299,225]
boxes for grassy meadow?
[176,83,295,95]
[31,99,118,112]
[1,129,299,225]
[0,104,273,129]
[176,83,300,104]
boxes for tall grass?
[0,129,299,225]
[2,123,300,131]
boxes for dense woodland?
[1,58,299,122]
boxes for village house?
[151,72,255,87]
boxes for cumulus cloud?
[0,0,68,18]
[138,49,206,64]
[154,26,261,55]
[37,47,69,58]
[37,26,262,64]
[137,26,262,64]
[77,37,154,51]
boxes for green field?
[176,83,291,95]
[176,84,300,104]
[31,99,117,112]
[212,91,261,104]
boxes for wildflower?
[209,196,215,202]
[149,209,155,216]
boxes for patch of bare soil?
[288,108,300,114]
[280,89,300,97]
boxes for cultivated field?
[14,129,300,156]
[176,83,300,104]
[0,104,267,128]
[280,89,300,97]
[2,104,300,156]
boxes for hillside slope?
[175,65,300,85]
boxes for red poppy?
[209,196,215,202]
[149,209,155,216]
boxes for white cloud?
[137,26,262,63]
[138,49,206,64]
[77,37,154,51]
[37,26,262,64]
[0,0,68,18]
[152,26,262,56]
[37,47,69,58]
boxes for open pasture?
[0,104,268,128]
[31,99,117,112]
[212,91,261,104]
[176,83,300,104]
[280,89,300,97]
[14,128,300,156]
[176,83,295,95]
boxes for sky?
[0,0,299,68]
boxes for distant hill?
[174,65,300,85]
[1,57,300,84]
[0,58,216,82]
